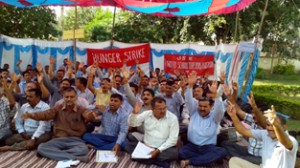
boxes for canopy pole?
[110,3,117,49]
[241,0,269,98]
[234,12,239,43]
[73,0,78,62]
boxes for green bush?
[273,64,295,75]
[252,85,300,97]
[253,92,300,119]
[255,67,268,79]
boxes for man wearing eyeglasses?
[125,96,179,168]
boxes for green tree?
[0,6,59,39]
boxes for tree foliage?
[0,6,58,39]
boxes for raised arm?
[3,81,16,109]
[248,92,267,129]
[9,73,21,94]
[48,57,56,80]
[121,68,137,107]
[36,63,50,99]
[128,102,148,127]
[16,60,23,74]
[227,101,254,138]
[266,106,293,150]
[87,67,96,94]
[184,71,198,116]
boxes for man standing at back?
[22,87,98,163]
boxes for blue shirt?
[185,88,225,146]
[98,106,129,145]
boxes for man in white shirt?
[227,102,298,168]
[125,96,179,168]
[0,88,51,152]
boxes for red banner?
[164,54,215,75]
[87,44,151,68]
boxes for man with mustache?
[21,87,98,163]
[126,97,179,168]
[0,89,51,152]
[82,93,129,156]
[179,71,227,168]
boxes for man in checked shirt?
[221,92,268,165]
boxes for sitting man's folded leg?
[37,137,89,162]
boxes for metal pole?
[234,12,239,43]
[242,0,269,98]
[73,1,78,61]
[110,3,117,49]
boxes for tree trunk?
[270,42,276,74]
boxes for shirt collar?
[62,104,78,112]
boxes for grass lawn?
[255,73,300,86]
[253,73,300,132]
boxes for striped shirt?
[16,101,51,138]
[244,113,263,156]
[0,97,11,130]
[97,106,129,145]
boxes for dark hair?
[143,88,155,97]
[1,69,8,73]
[277,115,287,126]
[151,96,166,109]
[27,88,42,98]
[60,79,71,85]
[143,75,149,79]
[166,80,174,86]
[102,78,111,83]
[110,93,123,102]
[115,74,123,80]
[198,97,214,106]
[155,68,160,71]
[57,69,65,74]
[63,87,77,95]
[129,82,138,93]
[76,77,87,87]
[22,70,31,77]
[160,80,167,84]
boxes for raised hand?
[223,84,231,97]
[208,81,218,94]
[10,72,21,82]
[36,63,43,73]
[219,71,226,84]
[265,105,277,124]
[17,60,22,66]
[247,92,256,108]
[121,67,129,84]
[37,73,44,84]
[151,71,157,78]
[92,62,99,69]
[49,57,56,64]
[226,101,237,117]
[78,62,85,70]
[187,71,197,87]
[90,67,96,76]
[133,101,142,114]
